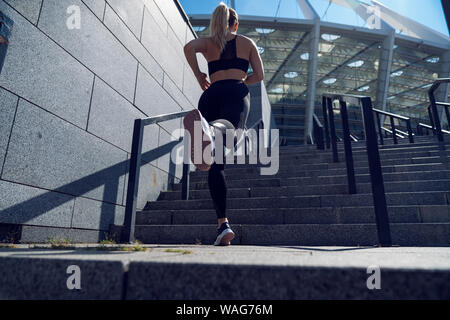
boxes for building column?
[296,0,320,144]
[304,19,320,143]
[376,29,395,126]
[437,50,450,128]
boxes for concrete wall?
[0,0,206,242]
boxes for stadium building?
[187,0,450,145]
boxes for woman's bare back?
[203,35,256,83]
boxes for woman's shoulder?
[236,34,256,46]
[198,36,213,43]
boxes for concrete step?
[229,146,450,170]
[278,140,449,156]
[283,170,450,186]
[134,223,450,246]
[136,205,450,225]
[145,191,449,211]
[172,170,450,191]
[160,180,450,201]
[189,156,450,179]
[244,149,450,165]
[188,163,448,182]
[277,146,450,161]
[1,246,449,299]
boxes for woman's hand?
[196,72,211,91]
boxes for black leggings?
[198,80,250,219]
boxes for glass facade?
[189,5,449,144]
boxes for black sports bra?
[208,36,250,77]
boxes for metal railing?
[310,114,325,150]
[373,108,414,145]
[438,102,450,131]
[428,78,450,142]
[381,127,406,139]
[173,0,197,39]
[122,110,190,243]
[123,112,263,243]
[418,122,450,136]
[321,94,392,247]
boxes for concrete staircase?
[135,135,450,246]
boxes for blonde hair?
[210,2,238,52]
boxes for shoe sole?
[183,109,213,172]
[214,229,235,246]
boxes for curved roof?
[191,14,448,120]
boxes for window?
[300,53,309,60]
[256,28,275,34]
[323,78,337,84]
[284,72,298,79]
[321,34,341,41]
[348,60,364,68]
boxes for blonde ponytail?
[210,2,229,52]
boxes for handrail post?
[427,105,436,136]
[360,97,392,247]
[444,105,450,131]
[181,162,190,200]
[429,86,444,142]
[313,116,325,150]
[339,100,357,194]
[406,119,414,144]
[257,123,260,148]
[375,112,384,145]
[326,97,339,163]
[181,127,191,200]
[322,96,331,149]
[122,119,144,243]
[319,126,324,150]
[389,116,398,144]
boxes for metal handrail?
[311,114,325,150]
[321,96,331,149]
[123,111,260,242]
[428,78,450,142]
[372,108,410,121]
[394,128,414,137]
[173,0,197,39]
[418,122,450,135]
[373,108,414,145]
[122,110,190,243]
[350,134,359,142]
[321,93,392,247]
[381,126,405,139]
[436,101,450,131]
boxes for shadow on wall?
[0,138,181,243]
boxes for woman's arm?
[184,38,211,91]
[244,40,264,86]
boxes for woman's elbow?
[183,43,191,54]
[257,72,264,82]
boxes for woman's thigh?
[198,88,220,123]
[219,91,250,128]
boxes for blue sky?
[179,0,449,36]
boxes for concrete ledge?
[0,256,125,299]
[0,245,448,300]
[127,262,449,300]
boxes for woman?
[183,2,264,246]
